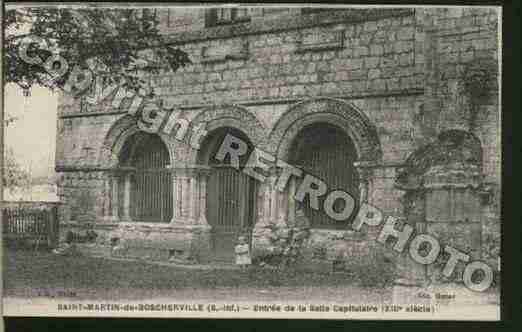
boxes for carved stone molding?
[395,130,482,191]
[268,98,382,162]
[169,165,212,227]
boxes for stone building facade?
[56,7,500,278]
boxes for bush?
[483,231,500,288]
[347,248,397,288]
[483,232,500,263]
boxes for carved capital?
[168,164,212,178]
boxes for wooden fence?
[2,205,59,249]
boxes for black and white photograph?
[1,3,502,320]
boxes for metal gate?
[197,127,258,262]
[292,123,359,228]
[124,134,172,223]
[206,166,257,262]
[2,205,59,249]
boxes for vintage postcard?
[1,3,501,320]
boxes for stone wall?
[59,9,419,113]
[55,7,501,270]
[422,8,501,278]
[420,8,499,182]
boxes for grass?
[3,247,392,302]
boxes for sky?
[4,84,58,179]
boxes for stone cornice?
[55,166,113,172]
[55,163,405,174]
[58,87,424,119]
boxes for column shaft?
[189,174,199,220]
[102,173,112,221]
[198,171,209,225]
[257,169,282,225]
[109,172,120,222]
[170,166,211,226]
[122,173,132,221]
[269,175,278,222]
[287,176,297,225]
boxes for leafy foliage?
[462,57,497,102]
[483,232,500,263]
[4,148,31,191]
[4,7,191,96]
[347,248,397,288]
[460,57,498,129]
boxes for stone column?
[169,165,212,263]
[269,170,281,225]
[257,181,269,225]
[286,176,297,226]
[171,167,190,224]
[103,170,121,223]
[354,161,377,206]
[256,167,282,226]
[111,173,120,220]
[101,172,112,221]
[354,161,383,237]
[170,165,212,226]
[197,167,211,226]
[121,171,133,222]
[252,167,286,259]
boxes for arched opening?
[119,132,172,223]
[198,127,258,262]
[289,122,359,228]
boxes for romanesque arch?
[185,104,267,165]
[118,132,173,223]
[251,98,383,230]
[99,114,176,169]
[98,114,177,224]
[196,126,258,261]
[267,98,382,163]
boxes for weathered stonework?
[55,7,500,276]
[395,130,490,284]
